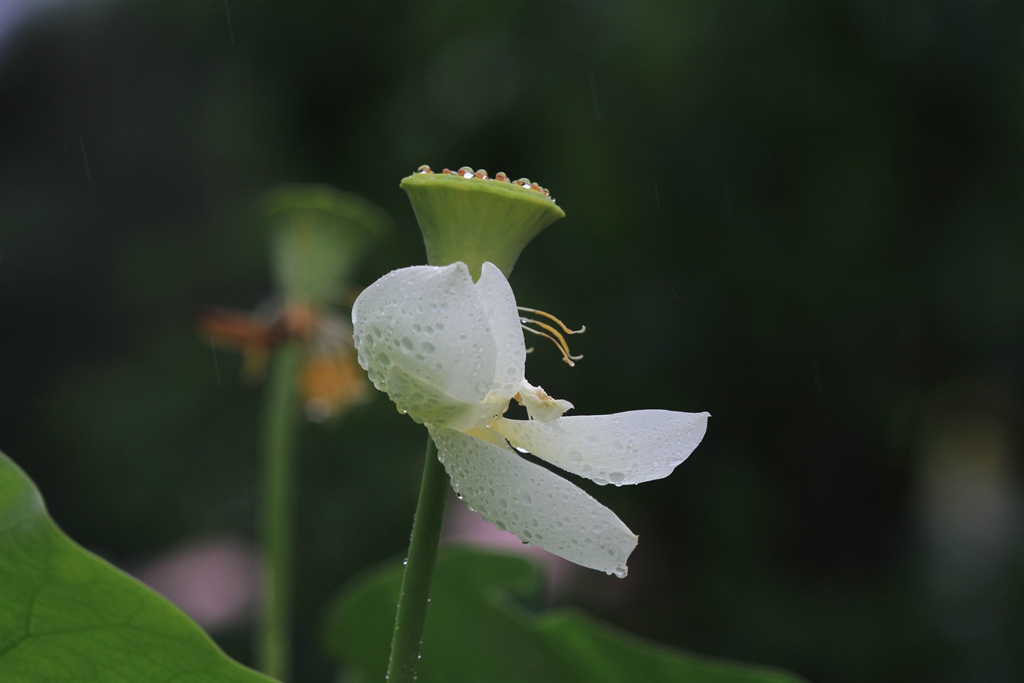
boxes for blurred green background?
[1,1,1022,681]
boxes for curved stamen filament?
[519,309,584,367]
[519,317,576,356]
[517,307,586,335]
[521,325,582,366]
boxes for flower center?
[517,306,585,366]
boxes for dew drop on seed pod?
[458,166,474,178]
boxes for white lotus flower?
[352,261,708,577]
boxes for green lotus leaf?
[0,451,275,683]
[324,547,807,683]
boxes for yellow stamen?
[517,306,586,334]
[518,307,584,366]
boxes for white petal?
[475,263,526,402]
[517,380,573,422]
[491,410,710,486]
[352,263,506,429]
[430,426,638,577]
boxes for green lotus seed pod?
[264,184,390,306]
[401,166,565,279]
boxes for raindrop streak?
[588,73,601,123]
[655,183,660,208]
[210,339,222,386]
[223,0,235,46]
[79,137,90,180]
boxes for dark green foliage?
[325,548,806,683]
[0,451,273,683]
[1,1,1022,681]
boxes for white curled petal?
[492,410,710,486]
[352,263,501,427]
[475,262,526,401]
[517,380,573,423]
[429,426,638,577]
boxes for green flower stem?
[386,434,449,683]
[257,341,304,681]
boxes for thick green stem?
[257,341,303,681]
[386,435,449,683]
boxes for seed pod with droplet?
[401,167,565,277]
